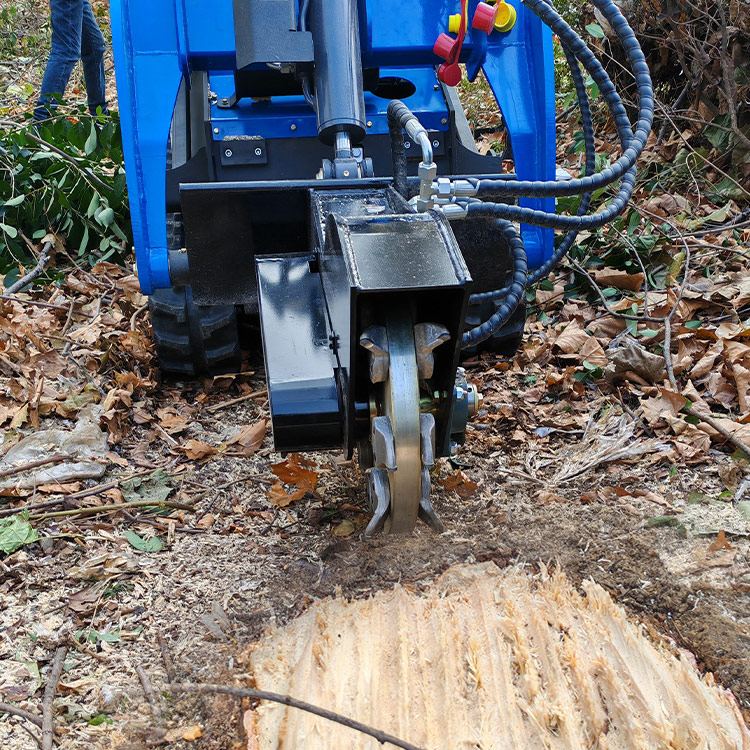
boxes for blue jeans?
[34,0,108,120]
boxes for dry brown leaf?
[591,268,645,292]
[537,490,566,503]
[182,725,203,742]
[441,471,479,498]
[659,387,689,414]
[730,362,750,414]
[553,321,590,354]
[708,530,736,553]
[227,419,267,456]
[267,481,307,508]
[270,453,319,493]
[181,439,217,461]
[9,403,28,429]
[195,513,217,529]
[578,336,608,367]
[333,519,357,537]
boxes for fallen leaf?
[592,268,645,292]
[553,321,590,354]
[537,490,566,503]
[270,453,319,493]
[441,471,479,498]
[730,362,750,414]
[182,725,203,742]
[228,420,267,456]
[0,515,38,555]
[124,530,163,552]
[67,583,106,614]
[708,529,736,553]
[267,481,307,508]
[333,520,356,536]
[195,514,216,529]
[181,439,217,461]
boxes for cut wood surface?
[243,563,750,750]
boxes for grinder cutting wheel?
[111,0,653,533]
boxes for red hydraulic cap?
[438,62,463,86]
[433,33,456,61]
[472,2,499,34]
[434,0,469,86]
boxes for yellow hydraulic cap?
[493,1,516,32]
[448,13,462,34]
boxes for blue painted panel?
[482,0,555,268]
[112,0,557,289]
[209,66,449,140]
[111,0,183,293]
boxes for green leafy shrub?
[0,108,131,287]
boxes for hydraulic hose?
[527,41,596,283]
[387,102,409,198]
[467,41,596,303]
[462,219,528,348]
[471,0,653,199]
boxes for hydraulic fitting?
[416,161,438,212]
[492,1,516,32]
[472,2,499,34]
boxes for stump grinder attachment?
[111,0,653,533]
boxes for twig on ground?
[168,682,427,750]
[153,422,179,447]
[2,242,54,297]
[67,634,107,663]
[122,510,205,534]
[135,665,163,724]
[156,632,177,684]
[683,406,750,458]
[204,389,268,413]
[31,499,195,521]
[17,720,43,749]
[0,454,72,481]
[0,702,43,728]
[0,296,93,316]
[130,302,148,331]
[42,645,67,750]
[0,470,158,518]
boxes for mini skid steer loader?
[110,0,653,534]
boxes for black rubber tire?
[149,286,242,377]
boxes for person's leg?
[80,0,108,115]
[34,0,84,121]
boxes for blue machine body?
[110,0,556,295]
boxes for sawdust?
[242,562,749,750]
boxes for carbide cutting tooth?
[418,466,444,533]
[371,416,396,470]
[414,322,450,379]
[365,468,390,536]
[359,325,389,383]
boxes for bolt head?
[432,140,440,148]
[343,170,350,177]
[366,120,373,127]
[213,128,219,134]
[254,147,262,156]
[224,148,233,158]
[404,140,411,148]
[441,118,448,125]
[290,123,297,131]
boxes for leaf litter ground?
[0,260,749,747]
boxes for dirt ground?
[2,344,749,749]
